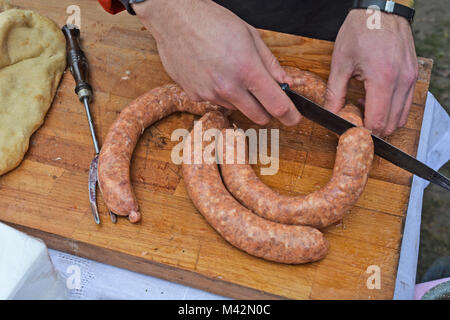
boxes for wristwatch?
[350,0,415,24]
[119,0,147,15]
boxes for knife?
[280,83,450,191]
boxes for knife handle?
[62,24,92,103]
[280,83,290,91]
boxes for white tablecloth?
[47,249,225,300]
[394,93,450,299]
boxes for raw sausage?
[98,84,224,223]
[219,67,374,228]
[182,111,328,264]
[284,66,363,127]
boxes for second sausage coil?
[220,67,374,228]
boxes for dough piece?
[0,8,66,175]
[0,0,14,13]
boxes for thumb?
[324,64,352,114]
[250,28,291,84]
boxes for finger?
[225,87,271,125]
[324,60,353,114]
[212,96,237,110]
[357,98,365,108]
[245,61,301,126]
[383,86,406,136]
[384,63,417,135]
[399,84,415,127]
[189,89,237,110]
[250,29,291,84]
[383,77,415,136]
[363,81,395,137]
[399,63,418,127]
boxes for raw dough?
[0,7,66,175]
[0,0,13,12]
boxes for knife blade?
[281,83,450,191]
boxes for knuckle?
[254,116,270,126]
[384,127,396,137]
[236,58,252,75]
[366,115,386,133]
[399,117,408,128]
[196,89,217,102]
[410,66,419,84]
[186,91,202,102]
[324,87,336,102]
[238,61,258,83]
[399,108,412,128]
[400,67,418,86]
[213,79,235,100]
[267,55,280,70]
[203,92,218,103]
[270,104,289,118]
[324,87,345,109]
[222,103,236,110]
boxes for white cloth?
[394,93,450,299]
[48,249,226,300]
[0,223,67,299]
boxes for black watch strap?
[351,0,415,23]
[120,0,147,15]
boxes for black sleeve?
[119,0,136,15]
[213,0,353,41]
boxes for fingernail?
[357,98,365,107]
[282,108,302,126]
[256,115,271,126]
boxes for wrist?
[132,0,170,39]
[347,8,410,31]
[133,0,208,19]
[133,0,205,40]
[132,0,162,20]
[349,0,415,24]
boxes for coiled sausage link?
[219,67,374,228]
[98,84,224,223]
[182,111,328,264]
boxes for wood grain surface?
[1,0,432,299]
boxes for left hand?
[324,9,418,137]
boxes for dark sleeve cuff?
[119,0,137,15]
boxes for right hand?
[132,0,301,126]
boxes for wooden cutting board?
[1,0,432,299]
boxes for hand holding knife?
[280,83,450,191]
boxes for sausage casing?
[98,84,223,222]
[219,67,373,228]
[182,111,328,263]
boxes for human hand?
[325,9,418,137]
[133,0,300,126]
